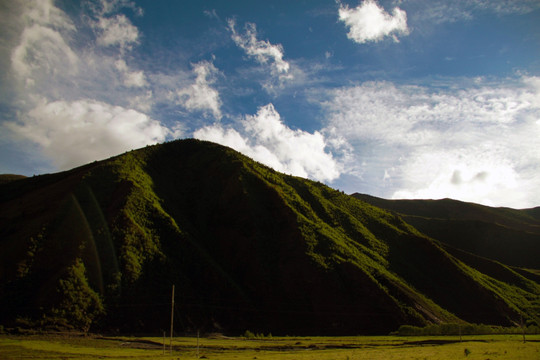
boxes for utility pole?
[197,329,200,359]
[170,284,175,354]
[520,314,526,343]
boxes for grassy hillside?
[353,194,540,269]
[1,140,539,334]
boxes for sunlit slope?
[1,139,539,334]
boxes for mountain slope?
[0,174,26,185]
[1,140,539,334]
[352,194,540,270]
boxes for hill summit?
[1,139,539,334]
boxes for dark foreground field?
[1,334,539,360]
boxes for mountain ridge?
[1,139,539,334]
[352,193,540,270]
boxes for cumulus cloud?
[6,99,170,170]
[228,19,292,84]
[2,0,175,173]
[176,61,222,119]
[8,0,149,100]
[194,104,340,182]
[323,77,540,207]
[338,0,409,44]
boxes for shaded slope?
[0,174,27,185]
[1,140,539,334]
[353,194,540,269]
[352,194,540,233]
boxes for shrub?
[49,259,104,332]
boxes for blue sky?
[1,0,539,208]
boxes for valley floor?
[0,333,539,360]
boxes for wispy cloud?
[476,0,540,15]
[115,59,147,88]
[93,0,144,17]
[20,0,76,29]
[413,0,540,24]
[338,0,409,44]
[10,0,78,82]
[323,77,540,207]
[228,19,292,88]
[94,14,139,50]
[194,103,340,182]
[203,9,219,20]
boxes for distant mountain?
[1,139,539,334]
[352,194,540,270]
[0,174,26,185]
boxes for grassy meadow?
[1,334,539,360]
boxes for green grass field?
[1,334,539,359]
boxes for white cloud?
[95,14,139,50]
[338,0,409,44]
[414,0,540,24]
[203,9,219,20]
[11,24,79,81]
[194,104,340,182]
[95,0,143,16]
[323,77,540,208]
[324,79,538,146]
[176,61,222,119]
[392,147,525,207]
[475,0,540,15]
[9,0,150,102]
[20,0,76,30]
[228,19,292,84]
[2,0,178,174]
[5,99,170,170]
[127,90,153,113]
[10,0,77,82]
[115,59,147,87]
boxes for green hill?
[1,140,539,334]
[352,194,540,270]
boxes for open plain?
[1,334,539,360]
